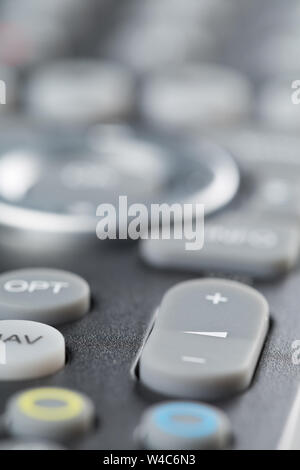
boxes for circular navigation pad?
[0,126,239,237]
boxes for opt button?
[0,268,90,325]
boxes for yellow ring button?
[17,387,85,422]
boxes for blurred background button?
[140,218,300,279]
[140,64,252,131]
[25,60,135,125]
[136,402,231,450]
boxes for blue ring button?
[153,402,218,438]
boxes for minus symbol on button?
[182,356,206,364]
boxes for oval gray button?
[139,279,269,399]
[140,218,300,279]
[0,268,90,325]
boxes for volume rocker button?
[139,279,269,400]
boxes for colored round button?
[0,268,90,325]
[5,387,95,442]
[136,402,231,450]
[0,320,65,380]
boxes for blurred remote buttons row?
[139,279,269,399]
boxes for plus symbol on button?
[205,293,228,305]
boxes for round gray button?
[0,320,65,380]
[136,401,231,450]
[0,268,90,325]
[5,387,95,443]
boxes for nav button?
[0,320,65,380]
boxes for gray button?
[4,387,95,443]
[140,219,300,279]
[136,401,231,450]
[25,60,134,124]
[0,268,90,325]
[0,439,65,450]
[139,279,269,399]
[140,64,252,131]
[0,320,65,380]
